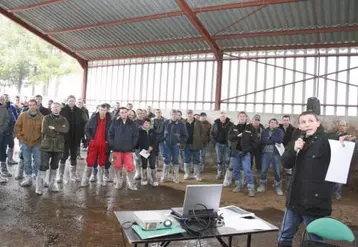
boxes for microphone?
[296,131,306,155]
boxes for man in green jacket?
[183,110,204,181]
[36,102,69,195]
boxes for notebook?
[132,225,186,240]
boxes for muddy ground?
[0,154,357,247]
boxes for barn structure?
[1,0,358,116]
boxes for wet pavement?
[1,159,357,247]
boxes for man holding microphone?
[278,111,333,247]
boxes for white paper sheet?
[139,149,150,159]
[219,210,271,231]
[325,140,355,184]
[275,143,285,156]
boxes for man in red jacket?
[81,104,111,187]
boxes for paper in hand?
[275,143,285,156]
[139,149,150,159]
[325,140,355,184]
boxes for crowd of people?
[0,94,356,246]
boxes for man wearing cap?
[199,112,211,172]
[249,114,265,173]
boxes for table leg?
[216,236,229,247]
[228,236,232,247]
[134,244,137,247]
[247,233,252,247]
[160,241,171,247]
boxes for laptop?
[171,184,223,219]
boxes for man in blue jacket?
[3,94,18,165]
[258,118,284,195]
[158,110,188,184]
[108,107,139,190]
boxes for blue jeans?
[0,134,8,162]
[333,183,343,198]
[183,144,200,165]
[261,152,282,186]
[163,142,180,166]
[278,208,322,245]
[200,147,207,168]
[156,142,165,168]
[215,143,230,174]
[21,143,41,176]
[232,152,254,190]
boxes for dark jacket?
[138,128,159,155]
[158,119,188,145]
[7,108,16,135]
[201,120,212,147]
[6,102,18,120]
[279,124,296,147]
[183,119,204,150]
[210,118,234,145]
[0,104,9,134]
[153,117,166,133]
[86,112,111,142]
[39,105,51,116]
[281,126,333,217]
[41,114,69,152]
[60,105,86,144]
[80,106,89,122]
[228,123,258,156]
[261,128,284,145]
[111,109,119,120]
[108,118,139,152]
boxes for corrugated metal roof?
[15,0,180,32]
[78,41,210,60]
[216,31,358,49]
[0,0,44,10]
[52,15,201,50]
[1,0,358,60]
[198,0,358,35]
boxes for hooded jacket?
[15,110,44,147]
[41,114,69,152]
[210,118,234,145]
[281,126,333,217]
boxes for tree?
[0,16,80,95]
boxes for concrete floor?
[0,156,357,247]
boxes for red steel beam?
[89,50,212,61]
[8,0,67,13]
[215,58,224,110]
[44,0,300,35]
[0,7,87,68]
[215,25,358,40]
[74,25,358,53]
[76,37,204,53]
[81,61,88,102]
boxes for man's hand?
[237,133,242,137]
[339,135,355,146]
[148,146,153,152]
[49,126,55,130]
[294,138,305,152]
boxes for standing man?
[153,109,166,169]
[36,102,69,195]
[258,118,284,195]
[15,99,44,187]
[108,107,139,190]
[0,95,10,183]
[126,103,133,110]
[228,112,258,197]
[111,102,121,119]
[81,104,111,187]
[199,112,211,172]
[35,95,51,116]
[76,98,89,157]
[147,106,155,119]
[133,109,145,180]
[58,95,86,183]
[279,115,296,191]
[278,111,333,247]
[3,94,18,165]
[158,110,188,184]
[183,110,204,181]
[249,114,264,173]
[211,112,234,180]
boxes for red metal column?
[215,56,224,110]
[81,61,88,103]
